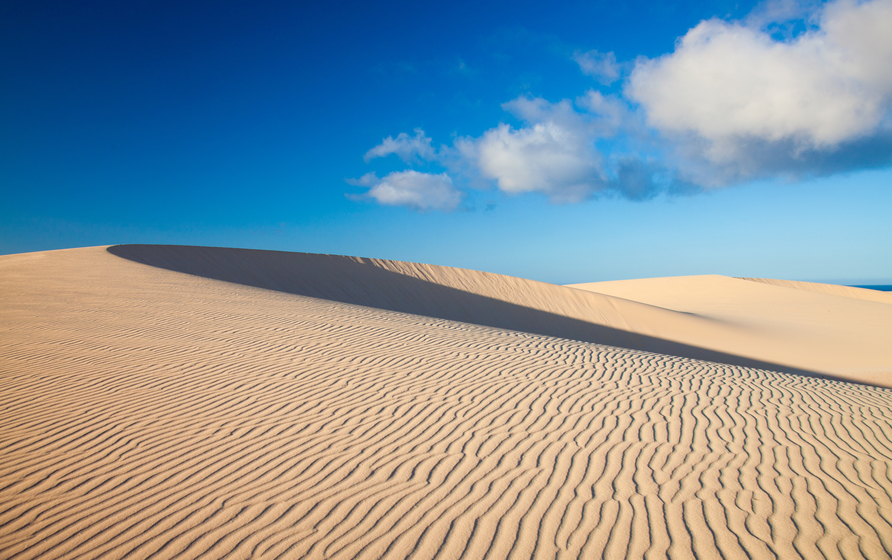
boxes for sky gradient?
[2,0,891,284]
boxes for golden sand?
[1,245,890,559]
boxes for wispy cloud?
[745,0,822,32]
[351,0,892,211]
[364,128,436,163]
[572,50,620,84]
[348,171,461,212]
[449,58,477,76]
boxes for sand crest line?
[109,244,892,385]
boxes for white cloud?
[627,0,892,182]
[364,128,436,163]
[345,172,379,187]
[745,0,822,30]
[573,50,620,84]
[351,170,461,211]
[362,95,655,206]
[351,0,892,209]
[457,97,606,202]
[576,90,629,135]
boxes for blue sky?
[2,0,891,284]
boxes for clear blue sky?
[2,0,891,284]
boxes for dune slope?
[107,244,844,381]
[569,275,892,386]
[1,246,892,559]
[739,277,892,304]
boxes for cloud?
[364,129,436,163]
[351,0,892,209]
[572,50,620,84]
[454,95,670,202]
[357,94,667,207]
[464,122,602,202]
[450,58,476,76]
[745,0,822,31]
[348,171,461,211]
[456,98,605,202]
[627,0,892,184]
[576,90,631,136]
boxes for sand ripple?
[1,247,891,559]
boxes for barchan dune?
[1,245,891,559]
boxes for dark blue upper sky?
[2,0,891,283]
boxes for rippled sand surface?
[2,246,891,559]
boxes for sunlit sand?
[2,245,891,559]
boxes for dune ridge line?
[107,244,887,384]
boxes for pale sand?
[569,275,892,386]
[1,245,891,559]
[739,277,892,305]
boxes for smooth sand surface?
[739,277,892,305]
[2,245,892,559]
[569,275,892,386]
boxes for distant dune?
[738,276,892,304]
[569,274,892,387]
[1,245,891,559]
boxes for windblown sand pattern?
[2,246,892,559]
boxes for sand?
[1,245,891,559]
[738,277,892,305]
[569,275,892,386]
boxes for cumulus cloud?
[348,171,461,211]
[350,0,892,210]
[627,0,892,184]
[745,0,822,31]
[456,98,606,202]
[355,94,665,207]
[453,95,667,201]
[573,50,620,84]
[576,90,631,135]
[464,122,602,202]
[364,128,436,163]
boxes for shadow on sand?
[109,244,831,381]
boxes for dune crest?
[109,245,892,386]
[2,246,892,559]
[569,274,892,387]
[739,276,892,304]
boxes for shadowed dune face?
[107,244,828,381]
[2,246,892,559]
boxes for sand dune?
[108,244,892,384]
[106,244,766,375]
[739,277,892,304]
[2,245,892,559]
[569,275,892,387]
